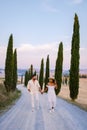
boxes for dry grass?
[58,78,87,111]
[0,83,21,113]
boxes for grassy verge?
[0,83,21,112]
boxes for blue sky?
[0,0,87,69]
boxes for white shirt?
[27,80,40,94]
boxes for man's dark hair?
[31,73,36,78]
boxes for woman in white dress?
[45,77,57,112]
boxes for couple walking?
[27,73,57,112]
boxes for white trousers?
[48,92,56,109]
[31,92,39,109]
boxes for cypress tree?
[30,64,33,79]
[24,64,35,87]
[5,34,13,92]
[45,55,50,88]
[55,42,63,95]
[69,14,80,100]
[24,71,29,86]
[13,49,17,91]
[39,58,44,89]
[28,68,31,81]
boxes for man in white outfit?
[27,74,41,112]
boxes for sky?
[0,0,87,70]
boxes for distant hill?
[0,68,87,77]
[63,69,87,76]
[79,69,87,75]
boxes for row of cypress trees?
[24,42,62,94]
[39,55,50,91]
[38,42,63,95]
[5,34,17,92]
[3,13,80,100]
[24,13,80,100]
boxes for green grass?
[0,83,21,111]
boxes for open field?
[58,78,87,111]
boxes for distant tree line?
[79,74,87,78]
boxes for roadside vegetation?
[0,83,21,111]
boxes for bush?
[0,83,21,110]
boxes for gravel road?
[0,85,87,130]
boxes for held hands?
[28,89,31,92]
[39,87,44,94]
[40,90,44,94]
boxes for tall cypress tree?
[55,42,63,95]
[39,58,44,89]
[24,71,29,86]
[45,55,50,88]
[13,49,17,91]
[69,14,80,100]
[30,64,33,79]
[24,65,34,87]
[5,34,13,92]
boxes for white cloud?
[41,0,59,13]
[17,43,58,69]
[42,3,59,13]
[0,43,87,70]
[71,0,83,4]
[80,47,87,69]
[17,42,82,70]
[0,46,6,68]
